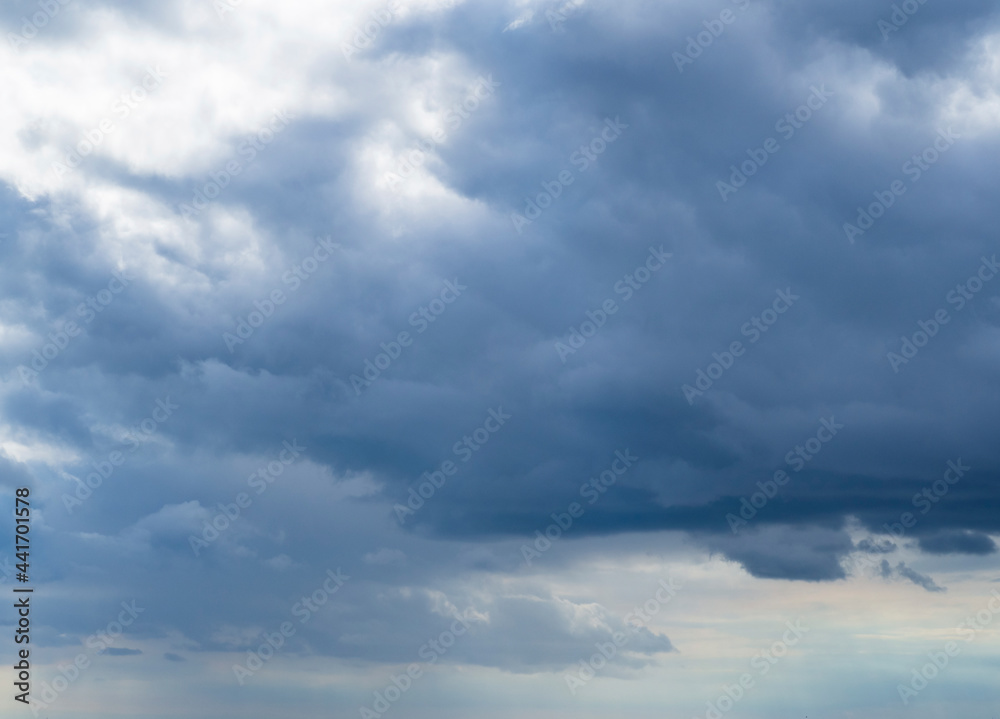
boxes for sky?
[1,0,1000,717]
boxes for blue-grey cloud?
[2,3,999,709]
[918,530,998,555]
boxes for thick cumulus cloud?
[1,0,999,696]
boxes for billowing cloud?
[2,0,1000,717]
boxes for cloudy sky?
[2,0,1000,716]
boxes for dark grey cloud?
[918,530,998,555]
[855,537,897,555]
[879,559,946,593]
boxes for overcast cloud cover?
[1,0,1000,716]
